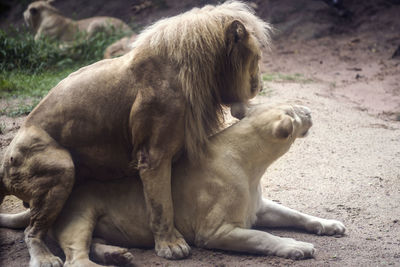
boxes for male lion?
[0,104,346,266]
[24,0,132,42]
[0,1,271,266]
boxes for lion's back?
[77,16,131,34]
[25,56,137,150]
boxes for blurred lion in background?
[23,0,132,42]
[104,34,136,58]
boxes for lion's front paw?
[274,237,315,260]
[155,230,191,259]
[306,219,346,236]
[27,237,63,267]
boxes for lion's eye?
[30,8,38,15]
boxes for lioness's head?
[249,104,313,142]
[23,0,58,33]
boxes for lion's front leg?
[130,87,190,259]
[138,148,190,259]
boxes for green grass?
[259,72,313,97]
[0,26,129,117]
[0,67,79,117]
[262,72,312,83]
[0,67,78,98]
[0,101,39,117]
[0,26,127,73]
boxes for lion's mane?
[131,1,272,159]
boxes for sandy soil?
[1,0,400,266]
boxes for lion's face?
[240,34,263,100]
[221,20,263,105]
[23,1,53,32]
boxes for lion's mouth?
[24,14,31,27]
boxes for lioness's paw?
[29,254,63,267]
[306,219,346,236]
[275,237,315,260]
[155,231,190,259]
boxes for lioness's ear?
[273,116,293,139]
[226,20,248,44]
[46,0,55,4]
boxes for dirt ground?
[1,0,400,266]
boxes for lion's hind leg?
[3,126,75,267]
[255,198,346,236]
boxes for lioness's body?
[42,104,344,266]
[1,2,272,266]
[24,1,131,42]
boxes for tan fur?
[131,2,272,158]
[1,2,272,266]
[0,104,346,266]
[103,34,136,59]
[23,0,132,42]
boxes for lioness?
[0,104,346,266]
[0,1,271,266]
[24,0,132,42]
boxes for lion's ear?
[227,20,248,44]
[46,0,55,4]
[273,116,293,139]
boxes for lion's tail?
[0,210,31,229]
[0,162,30,229]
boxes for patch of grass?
[0,67,78,116]
[260,72,313,97]
[0,26,127,74]
[0,68,77,98]
[0,26,129,117]
[0,100,40,117]
[262,72,313,83]
[258,86,274,97]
